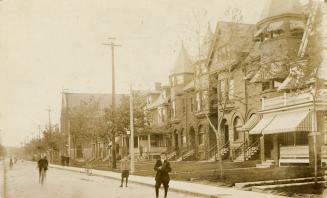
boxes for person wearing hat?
[120,156,130,187]
[154,152,171,198]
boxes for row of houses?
[61,0,327,167]
[140,0,327,167]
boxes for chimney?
[154,82,161,91]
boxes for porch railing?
[245,140,260,160]
[279,145,309,159]
[208,141,229,161]
[233,143,245,160]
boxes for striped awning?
[250,61,288,83]
[240,114,259,131]
[249,114,275,135]
[263,110,311,135]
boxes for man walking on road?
[120,156,130,187]
[37,155,49,184]
[154,152,171,198]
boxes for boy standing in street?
[120,156,130,187]
[154,152,171,198]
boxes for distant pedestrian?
[120,156,130,187]
[9,157,13,168]
[154,152,171,198]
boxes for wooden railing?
[279,145,309,159]
[262,89,327,110]
[245,140,260,160]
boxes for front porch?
[250,89,327,167]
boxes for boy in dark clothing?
[37,156,49,183]
[154,152,171,198]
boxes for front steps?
[256,160,275,168]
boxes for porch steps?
[207,147,229,162]
[234,146,259,162]
[167,151,177,160]
[256,160,275,168]
[176,150,195,161]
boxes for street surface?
[4,161,198,198]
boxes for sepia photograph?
[0,0,327,197]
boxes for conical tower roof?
[170,43,193,75]
[260,0,304,21]
[199,23,214,59]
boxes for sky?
[0,0,269,146]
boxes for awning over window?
[249,114,275,135]
[263,110,311,135]
[240,114,259,131]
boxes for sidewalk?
[49,164,288,198]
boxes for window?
[162,108,166,122]
[228,79,234,100]
[262,80,274,91]
[218,79,226,101]
[158,108,162,123]
[176,75,184,85]
[182,98,186,113]
[181,129,186,147]
[190,97,194,112]
[196,92,201,111]
[199,126,205,145]
[172,101,176,118]
[202,91,208,110]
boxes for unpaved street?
[5,161,197,198]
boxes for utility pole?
[129,84,135,174]
[46,106,53,163]
[103,37,121,169]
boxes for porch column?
[273,135,279,167]
[260,135,265,162]
[137,136,140,154]
[148,134,151,157]
[309,132,322,168]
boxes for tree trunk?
[111,132,116,169]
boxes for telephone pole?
[46,106,53,163]
[129,84,135,174]
[103,37,121,169]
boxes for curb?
[49,164,218,198]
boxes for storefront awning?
[240,114,259,131]
[249,114,275,135]
[263,110,311,135]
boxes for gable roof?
[170,43,193,75]
[61,92,125,114]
